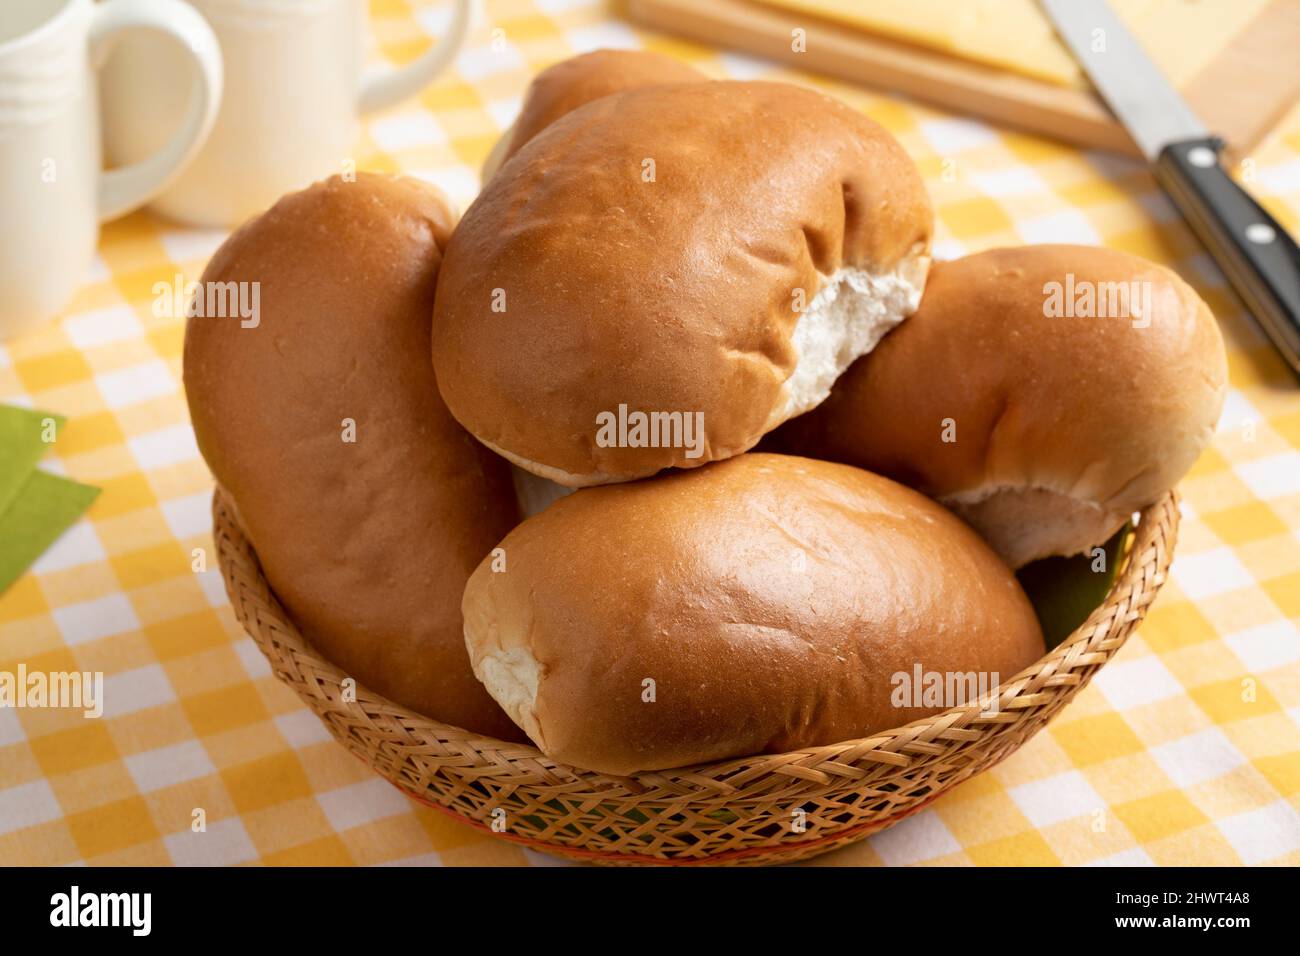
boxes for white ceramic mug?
[100,0,472,226]
[0,0,222,340]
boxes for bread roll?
[463,453,1044,775]
[184,173,523,740]
[780,245,1228,567]
[435,80,932,488]
[481,49,705,181]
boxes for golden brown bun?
[184,173,523,740]
[482,49,706,181]
[780,244,1228,567]
[462,453,1044,775]
[436,80,933,488]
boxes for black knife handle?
[1154,137,1300,377]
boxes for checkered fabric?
[1,0,1298,867]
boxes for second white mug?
[0,0,222,340]
[100,0,472,226]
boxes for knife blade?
[1040,0,1300,377]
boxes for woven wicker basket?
[214,486,1178,866]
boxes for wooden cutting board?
[626,0,1300,158]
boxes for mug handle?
[359,0,472,115]
[92,0,223,222]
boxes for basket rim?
[213,485,1179,791]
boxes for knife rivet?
[1244,223,1276,244]
[1187,147,1217,168]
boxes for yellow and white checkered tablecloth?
[1,0,1298,867]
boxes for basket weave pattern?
[214,487,1178,866]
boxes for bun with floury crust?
[778,244,1228,568]
[184,173,524,740]
[436,80,933,488]
[462,453,1045,776]
[481,49,706,182]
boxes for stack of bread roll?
[185,51,1227,777]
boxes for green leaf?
[1016,523,1129,650]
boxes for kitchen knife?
[1040,0,1300,376]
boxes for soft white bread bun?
[510,465,574,518]
[184,174,524,740]
[780,245,1228,567]
[463,453,1044,775]
[481,49,705,182]
[435,80,933,488]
